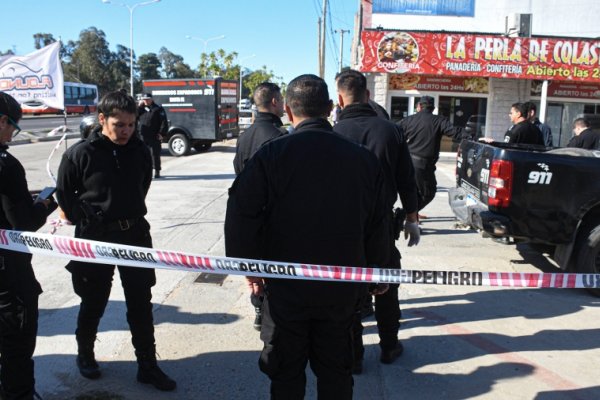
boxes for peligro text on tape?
[1,229,600,289]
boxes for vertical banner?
[0,42,64,110]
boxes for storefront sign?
[361,31,600,83]
[372,0,475,16]
[389,74,489,93]
[531,80,600,98]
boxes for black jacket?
[56,129,153,237]
[138,102,168,143]
[504,120,544,145]
[0,144,50,306]
[532,118,553,147]
[567,128,600,150]
[334,103,418,214]
[225,118,390,306]
[399,109,468,162]
[233,112,286,175]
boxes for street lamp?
[185,35,226,54]
[238,54,256,105]
[102,0,161,96]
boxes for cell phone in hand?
[36,186,56,202]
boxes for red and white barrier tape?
[0,229,599,289]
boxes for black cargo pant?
[259,295,355,400]
[411,155,437,211]
[68,220,156,353]
[0,294,38,400]
[352,245,401,361]
[144,138,162,172]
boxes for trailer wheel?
[575,219,600,297]
[168,133,190,157]
[193,143,212,152]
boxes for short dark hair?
[524,101,537,114]
[253,82,281,109]
[573,117,591,129]
[511,102,528,118]
[335,69,367,103]
[285,74,331,118]
[97,90,137,117]
[418,95,435,111]
[0,91,22,122]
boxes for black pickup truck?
[448,140,600,293]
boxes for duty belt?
[103,218,139,231]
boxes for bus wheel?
[168,133,190,157]
[83,106,90,115]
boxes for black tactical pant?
[68,221,157,353]
[412,155,437,211]
[259,296,355,400]
[145,139,162,172]
[0,294,38,400]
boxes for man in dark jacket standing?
[233,82,286,331]
[334,70,419,372]
[568,117,600,149]
[56,91,175,392]
[225,74,390,400]
[504,102,544,145]
[137,93,168,178]
[525,101,553,147]
[0,92,57,399]
[233,82,286,175]
[399,96,469,212]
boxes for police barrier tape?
[1,229,600,289]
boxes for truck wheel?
[576,220,600,297]
[193,143,212,152]
[168,134,190,157]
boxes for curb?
[11,132,80,146]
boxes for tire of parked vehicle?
[168,133,190,157]
[575,218,600,297]
[193,142,212,152]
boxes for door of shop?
[439,96,487,151]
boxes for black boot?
[136,350,176,391]
[76,341,101,380]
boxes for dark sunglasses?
[0,113,21,137]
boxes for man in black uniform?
[399,96,469,212]
[334,70,419,373]
[524,101,553,147]
[568,117,600,149]
[0,92,57,399]
[233,82,286,331]
[504,102,543,145]
[225,74,390,400]
[137,93,168,179]
[56,91,175,391]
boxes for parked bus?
[21,82,99,115]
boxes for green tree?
[138,52,162,80]
[109,44,133,92]
[33,33,57,49]
[244,66,285,100]
[197,49,238,78]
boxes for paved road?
[20,115,81,133]
[7,140,600,400]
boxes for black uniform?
[138,102,168,173]
[567,128,600,150]
[334,103,418,360]
[225,118,390,399]
[233,112,286,175]
[56,129,157,357]
[0,144,55,399]
[399,109,468,210]
[504,120,544,145]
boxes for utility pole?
[318,17,322,74]
[319,0,328,78]
[335,29,350,73]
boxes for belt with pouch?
[103,217,139,232]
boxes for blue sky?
[1,0,356,94]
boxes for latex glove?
[246,277,264,296]
[404,220,420,246]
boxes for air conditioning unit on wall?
[505,13,532,37]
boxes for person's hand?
[404,220,420,246]
[480,137,495,143]
[246,276,264,296]
[157,134,163,141]
[369,283,389,295]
